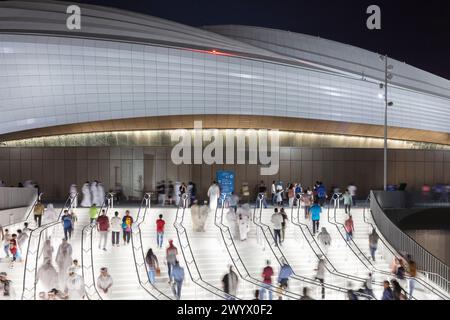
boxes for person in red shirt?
[96,210,110,251]
[259,260,274,300]
[156,214,165,249]
[344,215,355,242]
[9,234,18,268]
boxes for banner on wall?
[216,171,235,198]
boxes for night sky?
[57,0,450,79]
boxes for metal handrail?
[214,200,300,300]
[21,193,75,300]
[2,192,42,230]
[130,194,172,300]
[174,194,231,299]
[328,197,422,300]
[291,196,377,288]
[253,200,375,300]
[81,197,108,300]
[361,196,448,299]
[370,191,450,295]
[24,192,43,221]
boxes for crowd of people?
[0,177,425,301]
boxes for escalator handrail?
[254,200,375,300]
[327,196,417,299]
[362,196,449,299]
[81,196,109,300]
[24,192,43,222]
[173,194,231,299]
[214,201,300,300]
[290,196,371,285]
[21,193,75,300]
[131,195,172,300]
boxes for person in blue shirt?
[382,280,394,300]
[61,210,73,240]
[317,182,327,207]
[278,261,294,289]
[309,201,322,234]
[171,260,185,300]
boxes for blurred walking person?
[301,189,313,219]
[64,267,85,300]
[110,211,121,247]
[122,210,133,245]
[34,201,45,227]
[317,227,331,253]
[310,201,322,235]
[382,280,394,300]
[278,261,294,291]
[171,261,184,300]
[347,183,357,206]
[61,210,73,241]
[259,260,274,300]
[344,215,355,242]
[314,257,326,299]
[156,214,165,249]
[89,204,98,225]
[271,208,283,247]
[97,267,113,300]
[145,248,159,284]
[222,265,239,300]
[343,190,352,214]
[407,259,417,299]
[166,240,178,284]
[96,209,110,251]
[369,228,379,261]
[36,258,59,292]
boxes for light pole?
[379,55,394,191]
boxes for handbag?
[155,267,161,276]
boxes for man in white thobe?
[226,208,238,239]
[36,258,59,292]
[69,184,78,208]
[97,267,113,300]
[65,267,85,300]
[238,214,249,241]
[207,181,220,211]
[81,182,92,207]
[97,182,106,207]
[90,181,100,206]
[56,239,73,288]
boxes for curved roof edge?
[204,25,450,99]
[0,0,287,60]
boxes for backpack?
[318,187,326,198]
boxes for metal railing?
[370,190,450,294]
[1,192,41,231]
[214,198,300,300]
[23,192,43,221]
[21,193,75,300]
[130,193,172,300]
[253,197,376,300]
[174,193,230,300]
[327,195,421,300]
[81,196,109,300]
[362,195,448,299]
[291,196,381,290]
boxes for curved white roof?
[1,1,448,99]
[0,0,285,60]
[204,25,450,99]
[0,1,449,138]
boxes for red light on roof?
[182,47,235,57]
